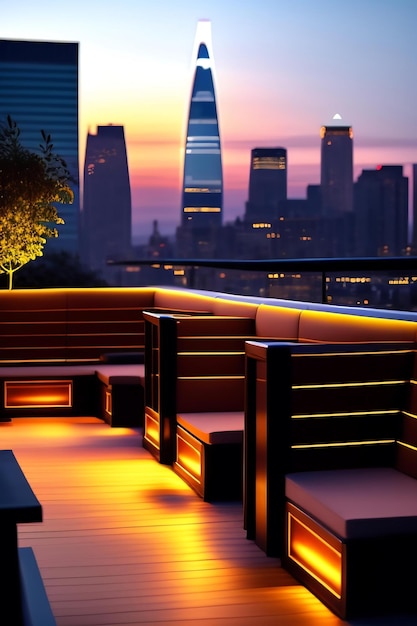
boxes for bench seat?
[285,467,417,539]
[95,364,145,427]
[176,412,244,445]
[0,364,144,427]
[284,468,417,619]
[174,411,244,501]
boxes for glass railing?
[107,256,417,312]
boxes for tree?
[0,115,74,289]
[11,251,108,289]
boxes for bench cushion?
[0,364,97,377]
[95,364,145,385]
[285,467,417,539]
[298,309,417,343]
[177,412,244,445]
[255,304,301,340]
[100,352,144,364]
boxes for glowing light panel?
[5,380,72,408]
[288,509,342,598]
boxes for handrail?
[108,256,417,272]
[108,256,417,304]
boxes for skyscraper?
[354,165,409,256]
[0,39,79,255]
[81,125,132,284]
[245,148,287,223]
[413,164,417,248]
[320,118,353,215]
[181,20,223,230]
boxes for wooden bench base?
[173,413,243,501]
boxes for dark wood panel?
[290,412,399,444]
[177,377,245,412]
[177,352,245,377]
[291,384,406,415]
[291,350,413,385]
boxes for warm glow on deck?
[1,417,343,624]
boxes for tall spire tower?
[181,20,223,229]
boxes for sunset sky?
[3,0,417,240]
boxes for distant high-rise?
[0,39,79,255]
[413,164,417,247]
[354,165,408,256]
[245,148,287,223]
[181,20,223,229]
[81,125,132,284]
[320,119,353,215]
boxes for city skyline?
[3,0,417,240]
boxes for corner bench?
[244,340,417,619]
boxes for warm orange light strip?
[397,440,417,452]
[179,351,244,356]
[293,380,406,390]
[292,410,399,419]
[178,376,244,381]
[5,380,72,408]
[288,511,342,598]
[292,349,413,358]
[176,432,202,483]
[292,439,394,449]
[105,390,112,416]
[402,411,417,420]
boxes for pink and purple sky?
[4,0,417,241]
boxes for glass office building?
[181,20,223,229]
[0,39,79,255]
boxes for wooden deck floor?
[1,417,415,626]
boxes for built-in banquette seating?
[4,287,417,618]
[142,299,417,504]
[0,287,223,426]
[244,334,417,619]
[0,288,157,425]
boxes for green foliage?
[0,115,74,289]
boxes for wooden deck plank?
[0,417,414,625]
